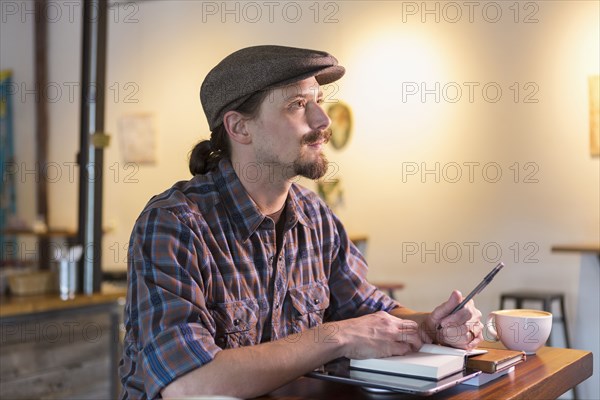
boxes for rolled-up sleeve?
[124,207,221,398]
[325,213,399,321]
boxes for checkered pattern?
[118,158,397,399]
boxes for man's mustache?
[302,128,332,145]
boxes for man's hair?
[189,90,270,175]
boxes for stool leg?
[500,295,507,309]
[516,298,523,309]
[543,299,552,346]
[559,298,571,349]
[557,298,578,400]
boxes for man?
[119,45,483,399]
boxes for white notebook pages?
[350,344,487,380]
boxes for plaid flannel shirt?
[119,158,398,399]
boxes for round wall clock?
[327,102,353,150]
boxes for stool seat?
[500,291,565,301]
[371,282,405,300]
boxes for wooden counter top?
[551,243,600,254]
[0,285,126,318]
[265,346,592,400]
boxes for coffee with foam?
[494,309,550,318]
[486,309,552,354]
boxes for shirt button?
[275,301,280,309]
[268,256,274,263]
[314,298,320,305]
[233,318,241,326]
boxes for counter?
[0,285,126,317]
[0,285,126,399]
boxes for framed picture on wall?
[327,102,353,150]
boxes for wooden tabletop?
[262,346,592,399]
[551,243,600,254]
[0,285,126,318]
[371,282,405,290]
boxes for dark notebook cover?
[466,348,526,373]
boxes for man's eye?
[316,98,325,105]
[291,100,306,108]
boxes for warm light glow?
[353,35,443,82]
[342,29,452,153]
[590,75,600,156]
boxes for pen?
[437,262,505,330]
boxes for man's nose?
[308,102,331,131]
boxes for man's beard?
[292,153,329,180]
[293,128,332,180]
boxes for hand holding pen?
[426,262,504,349]
[437,262,505,331]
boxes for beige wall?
[2,0,598,368]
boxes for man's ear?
[223,111,252,145]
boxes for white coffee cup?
[486,309,552,355]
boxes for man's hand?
[162,311,423,398]
[337,311,425,359]
[425,290,483,349]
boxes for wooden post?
[78,0,108,294]
[34,0,49,270]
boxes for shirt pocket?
[288,282,330,333]
[209,299,260,349]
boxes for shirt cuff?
[141,323,222,398]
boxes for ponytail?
[189,125,230,175]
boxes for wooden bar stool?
[499,291,571,348]
[371,282,405,300]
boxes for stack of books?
[462,347,526,386]
[350,344,525,386]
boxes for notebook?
[307,357,481,396]
[465,347,526,373]
[349,344,487,380]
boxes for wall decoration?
[317,178,344,211]
[326,101,353,150]
[118,113,157,164]
[589,75,599,157]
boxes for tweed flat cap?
[200,45,345,131]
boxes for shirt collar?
[214,158,315,241]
